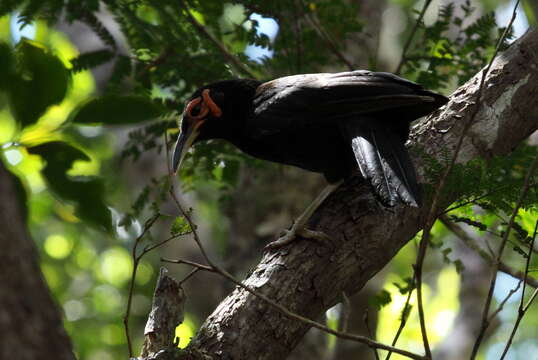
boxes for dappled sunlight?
[175,317,196,349]
[44,233,74,259]
[98,246,134,287]
[377,266,460,358]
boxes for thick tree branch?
[180,29,538,359]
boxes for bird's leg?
[266,180,343,249]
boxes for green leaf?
[70,49,115,73]
[70,95,164,125]
[369,289,392,310]
[170,216,191,236]
[28,141,112,232]
[9,40,69,127]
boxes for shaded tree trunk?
[0,161,75,360]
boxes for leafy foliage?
[422,143,537,216]
[28,141,112,231]
[70,49,115,73]
[4,40,69,127]
[401,0,515,89]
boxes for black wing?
[248,70,447,138]
[340,120,422,206]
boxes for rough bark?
[186,29,538,359]
[0,162,75,360]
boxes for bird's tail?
[340,120,421,207]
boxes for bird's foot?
[265,224,332,250]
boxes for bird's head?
[172,79,260,174]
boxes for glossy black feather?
[188,70,448,207]
[341,121,421,206]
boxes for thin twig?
[488,280,522,323]
[385,276,416,360]
[520,220,538,309]
[440,215,538,288]
[364,310,380,360]
[412,256,431,358]
[161,257,215,273]
[339,292,351,333]
[395,0,433,75]
[499,219,538,359]
[124,213,161,358]
[178,0,258,79]
[293,0,304,73]
[144,232,188,254]
[300,0,354,70]
[178,268,201,285]
[471,151,537,358]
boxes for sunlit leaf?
[9,39,69,127]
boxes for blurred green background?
[0,1,537,359]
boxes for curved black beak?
[172,120,202,173]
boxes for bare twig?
[488,280,522,323]
[364,310,380,360]
[395,0,433,75]
[339,292,351,333]
[178,0,258,79]
[519,220,538,310]
[124,214,161,358]
[124,204,189,355]
[499,219,538,359]
[301,0,354,70]
[178,268,201,285]
[471,150,537,358]
[385,276,416,360]
[161,257,215,273]
[412,255,431,358]
[293,0,304,72]
[440,215,538,288]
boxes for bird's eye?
[185,97,207,119]
[190,103,202,117]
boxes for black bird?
[173,70,448,246]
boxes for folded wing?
[340,120,421,207]
[249,70,447,138]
